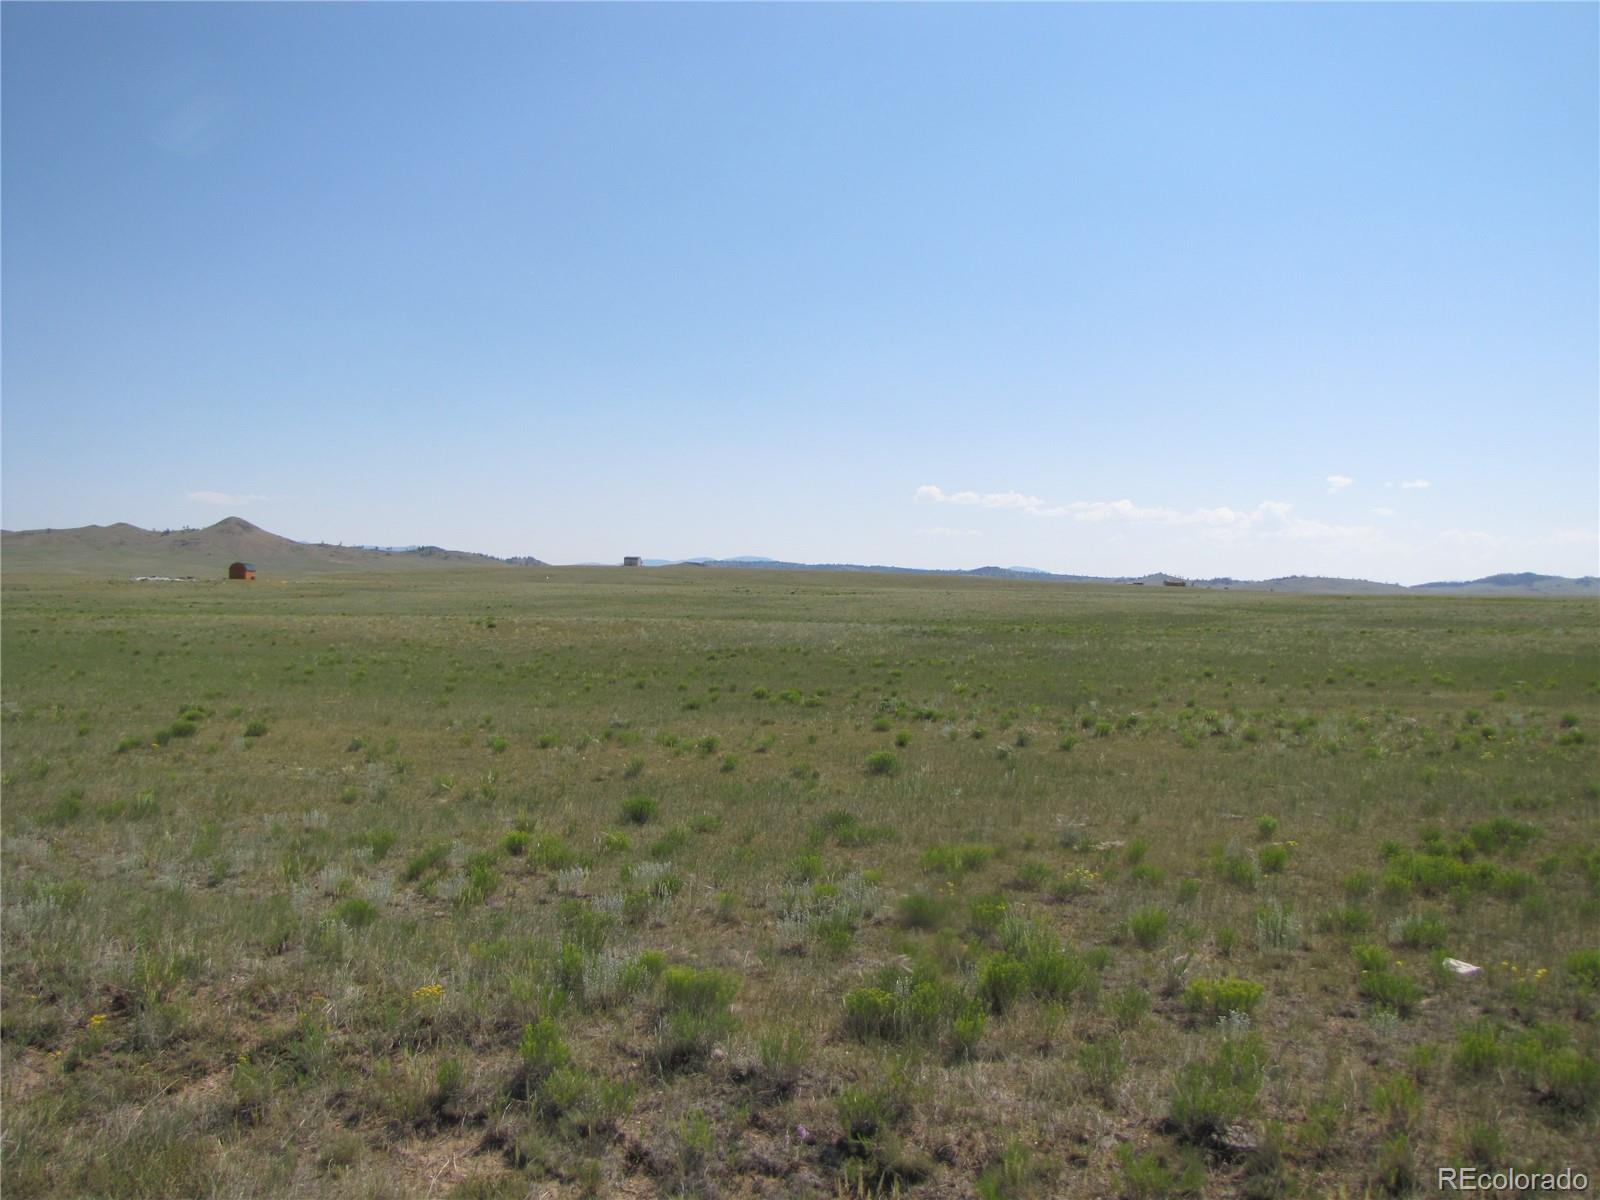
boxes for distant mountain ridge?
[2,519,1592,596]
[646,558,1598,597]
[1,517,542,575]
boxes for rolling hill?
[3,519,1592,595]
[0,517,540,577]
[652,558,1596,597]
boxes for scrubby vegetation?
[2,566,1596,1196]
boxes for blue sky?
[3,3,1595,582]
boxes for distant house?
[1162,578,1186,587]
[622,556,642,568]
[228,562,256,581]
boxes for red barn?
[227,562,256,581]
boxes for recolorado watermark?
[1439,1167,1589,1192]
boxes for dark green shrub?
[950,1004,986,1057]
[334,898,377,928]
[865,751,899,776]
[843,965,967,1045]
[1467,817,1538,855]
[1565,948,1600,990]
[787,852,822,882]
[1394,914,1446,949]
[978,954,1028,1014]
[817,809,894,846]
[1118,1144,1205,1198]
[403,841,451,882]
[1024,944,1089,1002]
[1358,970,1423,1017]
[528,834,576,869]
[1453,1021,1502,1076]
[620,793,658,824]
[896,890,952,930]
[1374,1132,1416,1195]
[1109,984,1150,1030]
[1184,976,1264,1019]
[1506,1025,1600,1113]
[518,1018,570,1087]
[976,1141,1047,1200]
[843,987,897,1038]
[535,1067,634,1140]
[1352,944,1389,973]
[1167,1033,1265,1143]
[921,843,991,875]
[1130,906,1169,950]
[1011,860,1051,891]
[1320,905,1372,935]
[458,854,499,906]
[968,892,1010,935]
[1342,870,1375,899]
[1078,1037,1126,1102]
[1213,849,1258,891]
[659,965,738,1017]
[363,827,396,861]
[835,1081,908,1144]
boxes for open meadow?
[2,567,1597,1198]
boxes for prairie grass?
[2,566,1596,1195]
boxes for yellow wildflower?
[87,1013,108,1028]
[410,983,444,1002]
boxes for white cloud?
[187,490,267,507]
[1372,507,1396,518]
[1326,474,1354,494]
[1399,479,1430,490]
[916,526,981,537]
[912,485,1402,553]
[914,485,1042,510]
[915,486,1263,527]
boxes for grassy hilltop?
[0,517,528,577]
[2,567,1597,1198]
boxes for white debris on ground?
[132,576,196,582]
[1443,958,1483,977]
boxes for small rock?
[1443,958,1482,978]
[1219,1124,1259,1156]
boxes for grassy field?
[3,567,1597,1198]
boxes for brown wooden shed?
[228,562,256,581]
